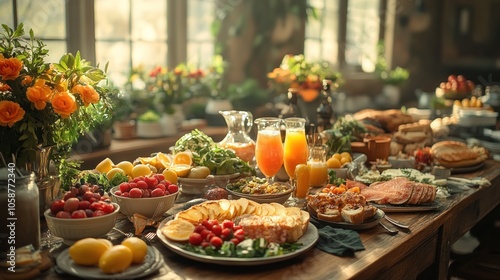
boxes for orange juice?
[255,130,284,178]
[295,164,310,198]
[284,129,309,179]
[308,161,328,187]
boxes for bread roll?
[340,205,364,224]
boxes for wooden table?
[34,160,500,280]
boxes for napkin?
[131,213,156,235]
[315,225,365,256]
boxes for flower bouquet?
[0,24,113,185]
[267,54,342,102]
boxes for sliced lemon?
[138,156,158,167]
[162,169,178,184]
[169,164,192,178]
[95,158,114,174]
[106,167,126,181]
[173,151,193,166]
[156,152,173,169]
[161,219,195,242]
[115,161,134,176]
[131,164,153,178]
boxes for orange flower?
[21,75,33,86]
[298,88,320,102]
[0,82,11,91]
[72,84,100,106]
[0,55,23,80]
[51,91,77,118]
[0,100,25,127]
[26,79,52,110]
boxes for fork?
[384,215,410,229]
[142,231,157,244]
[113,227,134,238]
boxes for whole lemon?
[98,245,133,274]
[115,161,134,176]
[121,237,148,264]
[131,164,152,178]
[68,238,110,266]
[162,169,178,184]
[187,166,211,179]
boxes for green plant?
[268,54,342,101]
[0,23,113,183]
[228,78,270,111]
[138,110,160,122]
[375,41,410,86]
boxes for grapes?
[50,182,114,219]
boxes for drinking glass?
[283,117,309,204]
[254,117,284,183]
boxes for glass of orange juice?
[254,117,284,183]
[283,118,308,203]
[308,146,328,188]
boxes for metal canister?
[0,167,41,257]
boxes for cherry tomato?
[221,228,232,240]
[211,225,222,237]
[222,220,234,229]
[233,229,245,241]
[189,232,203,246]
[209,236,223,248]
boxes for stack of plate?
[456,109,498,127]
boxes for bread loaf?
[431,141,488,168]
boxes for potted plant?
[110,89,136,139]
[136,110,163,138]
[0,24,113,191]
[267,54,343,123]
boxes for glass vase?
[23,146,61,216]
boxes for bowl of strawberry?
[110,173,179,221]
[44,182,120,245]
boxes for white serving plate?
[157,219,318,266]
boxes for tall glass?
[283,117,309,202]
[254,117,284,182]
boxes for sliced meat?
[407,183,424,205]
[361,177,413,205]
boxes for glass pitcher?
[219,110,256,163]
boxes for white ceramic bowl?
[328,168,348,179]
[388,156,415,169]
[110,187,177,220]
[44,203,120,245]
[226,181,293,205]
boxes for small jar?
[308,146,328,187]
[0,168,41,254]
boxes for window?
[305,0,383,74]
[5,0,215,87]
[0,0,67,63]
